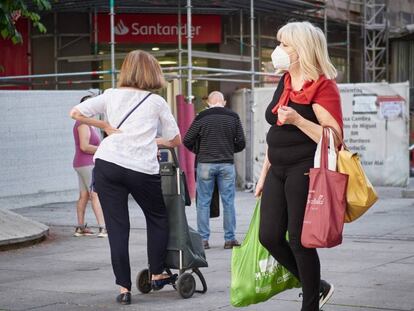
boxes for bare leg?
[76,191,89,226]
[120,286,129,294]
[90,191,105,227]
[152,274,171,280]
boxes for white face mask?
[271,46,296,70]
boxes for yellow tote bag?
[337,146,378,223]
[325,126,378,223]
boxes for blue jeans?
[196,163,236,242]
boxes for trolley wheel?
[176,273,196,299]
[136,268,152,294]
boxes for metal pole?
[27,17,32,89]
[363,1,367,82]
[250,0,254,93]
[54,12,58,90]
[385,0,389,82]
[240,9,244,55]
[186,0,192,104]
[249,0,255,188]
[258,14,262,86]
[191,65,277,76]
[178,0,182,94]
[347,21,350,82]
[0,67,280,81]
[94,8,98,56]
[346,0,351,83]
[0,70,112,80]
[324,6,328,41]
[110,0,116,88]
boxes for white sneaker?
[97,227,108,238]
[319,280,334,309]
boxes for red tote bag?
[301,128,349,248]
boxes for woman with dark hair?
[72,95,106,238]
[70,50,181,305]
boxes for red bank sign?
[97,14,221,44]
[0,19,29,89]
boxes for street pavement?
[0,188,413,311]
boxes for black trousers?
[94,159,169,291]
[259,161,320,311]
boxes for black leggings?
[94,159,169,291]
[259,161,320,311]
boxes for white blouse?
[75,88,180,175]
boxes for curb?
[0,209,49,248]
[401,188,414,198]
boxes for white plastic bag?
[314,128,337,171]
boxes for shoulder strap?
[325,125,347,151]
[117,92,152,129]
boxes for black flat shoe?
[116,292,131,305]
[151,274,178,291]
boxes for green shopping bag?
[230,199,301,307]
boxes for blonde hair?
[117,50,166,90]
[276,21,337,81]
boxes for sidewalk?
[0,188,413,311]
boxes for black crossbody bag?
[116,92,152,129]
[102,92,152,139]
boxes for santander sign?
[98,14,221,44]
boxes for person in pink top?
[72,95,107,238]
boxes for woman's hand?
[156,135,181,148]
[103,123,121,136]
[255,176,265,197]
[277,106,303,126]
[156,137,169,147]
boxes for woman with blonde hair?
[255,21,343,310]
[70,50,181,305]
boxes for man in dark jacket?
[184,91,246,249]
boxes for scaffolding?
[0,0,326,93]
[0,0,398,87]
[363,0,389,82]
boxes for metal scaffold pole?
[53,12,58,90]
[250,0,255,94]
[110,0,116,88]
[178,0,183,94]
[186,0,192,104]
[346,0,351,83]
[240,9,244,55]
[248,0,255,189]
[364,0,388,82]
[324,5,328,40]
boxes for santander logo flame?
[114,20,129,35]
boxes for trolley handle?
[158,146,180,167]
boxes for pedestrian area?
[0,190,413,311]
